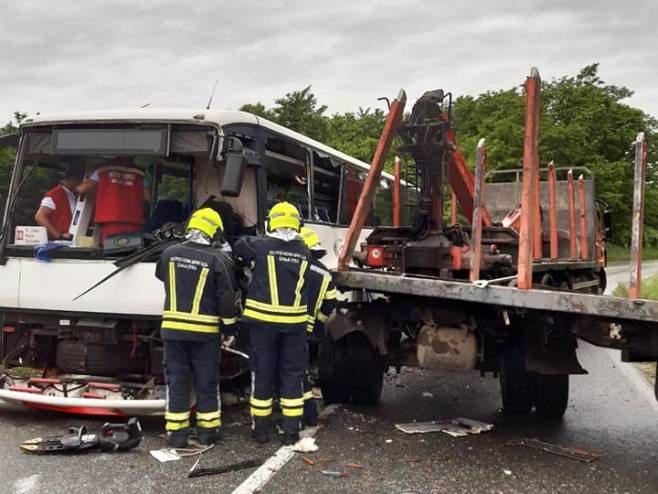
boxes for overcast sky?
[1,0,656,124]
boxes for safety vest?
[94,166,145,225]
[156,242,238,341]
[234,235,312,325]
[306,259,337,332]
[43,185,73,238]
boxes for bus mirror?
[220,137,247,197]
[603,210,612,240]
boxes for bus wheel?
[499,346,534,416]
[319,332,383,406]
[533,374,569,419]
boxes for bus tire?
[533,374,569,420]
[499,346,534,416]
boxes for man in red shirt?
[77,157,149,245]
[35,166,81,240]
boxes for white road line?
[231,404,340,494]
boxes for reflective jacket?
[306,258,337,333]
[42,184,73,239]
[94,166,145,225]
[156,241,239,341]
[234,235,312,326]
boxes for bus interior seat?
[144,199,185,233]
[314,207,331,223]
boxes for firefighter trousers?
[163,339,222,439]
[247,321,306,435]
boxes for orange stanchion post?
[578,174,589,260]
[393,156,401,228]
[629,132,648,299]
[547,161,558,259]
[567,169,577,259]
[450,191,457,225]
[517,67,542,289]
[470,139,486,282]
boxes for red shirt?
[93,166,145,225]
[42,184,73,239]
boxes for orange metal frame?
[629,132,649,299]
[547,161,558,259]
[469,139,487,281]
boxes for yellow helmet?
[187,208,224,238]
[300,226,321,249]
[267,202,302,232]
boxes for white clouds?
[0,0,656,122]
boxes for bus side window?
[263,136,309,218]
[312,151,340,223]
[339,166,372,225]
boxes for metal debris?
[321,470,347,478]
[188,457,265,478]
[395,417,494,437]
[507,438,601,463]
[345,463,363,469]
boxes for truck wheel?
[499,347,534,416]
[319,332,383,406]
[533,374,569,419]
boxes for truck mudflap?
[0,388,164,416]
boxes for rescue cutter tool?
[21,417,142,454]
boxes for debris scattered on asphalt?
[421,391,434,398]
[503,469,512,476]
[321,470,347,478]
[506,438,601,463]
[291,437,319,453]
[150,449,182,463]
[385,439,393,443]
[395,417,494,437]
[187,457,265,478]
[345,463,363,469]
[301,456,315,465]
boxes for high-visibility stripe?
[196,410,221,420]
[317,312,329,322]
[163,311,220,323]
[267,255,279,306]
[250,397,273,408]
[307,323,314,332]
[243,309,308,324]
[280,397,304,407]
[162,320,219,333]
[221,316,238,325]
[191,267,209,315]
[168,261,177,312]
[303,391,314,400]
[314,276,330,319]
[251,407,272,417]
[293,260,308,307]
[325,288,337,300]
[245,299,306,314]
[281,407,303,417]
[197,418,221,429]
[166,420,190,431]
[165,410,190,421]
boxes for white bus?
[0,108,412,414]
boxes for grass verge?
[607,244,658,263]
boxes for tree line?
[0,64,655,245]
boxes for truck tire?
[319,332,384,406]
[499,346,534,416]
[56,340,147,377]
[533,374,569,419]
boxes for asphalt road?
[1,263,657,494]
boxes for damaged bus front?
[0,110,255,415]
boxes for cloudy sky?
[0,0,656,123]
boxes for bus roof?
[24,108,389,178]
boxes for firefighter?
[234,202,312,445]
[155,207,239,448]
[299,226,336,427]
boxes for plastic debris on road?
[150,449,182,463]
[395,417,494,437]
[291,437,319,453]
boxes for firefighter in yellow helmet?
[299,226,336,427]
[234,202,313,445]
[156,207,239,448]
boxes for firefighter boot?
[303,398,318,428]
[251,416,271,444]
[167,430,189,449]
[197,427,222,445]
[282,432,300,446]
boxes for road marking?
[607,349,658,413]
[13,474,40,494]
[231,405,340,494]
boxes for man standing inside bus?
[234,202,312,445]
[76,157,149,245]
[156,208,239,447]
[35,165,81,240]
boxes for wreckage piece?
[507,438,601,463]
[395,417,494,437]
[188,457,265,478]
[21,417,142,454]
